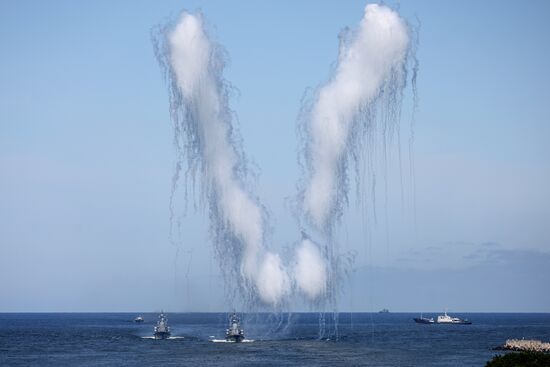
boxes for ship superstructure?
[435,311,471,325]
[225,313,245,343]
[153,313,171,339]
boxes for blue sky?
[0,0,549,312]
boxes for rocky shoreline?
[495,339,550,353]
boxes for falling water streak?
[184,249,193,308]
[409,18,421,241]
[317,311,327,340]
[154,20,194,312]
[273,312,286,335]
[169,163,184,310]
[360,150,376,343]
[397,128,405,208]
[282,312,293,335]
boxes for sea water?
[1,313,549,366]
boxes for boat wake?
[141,336,185,340]
[210,339,255,343]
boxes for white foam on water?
[210,339,255,343]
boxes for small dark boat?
[413,313,435,324]
[379,308,390,313]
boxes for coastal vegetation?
[486,352,550,367]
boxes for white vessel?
[435,311,471,325]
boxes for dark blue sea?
[1,313,549,366]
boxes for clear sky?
[1,0,549,312]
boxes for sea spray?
[153,12,289,307]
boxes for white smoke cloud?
[294,239,327,300]
[303,4,410,230]
[164,13,289,305]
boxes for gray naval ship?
[153,313,171,339]
[225,313,245,342]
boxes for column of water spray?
[295,4,417,338]
[153,12,290,309]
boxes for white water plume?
[294,238,327,300]
[301,4,411,232]
[296,4,416,308]
[154,12,289,306]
